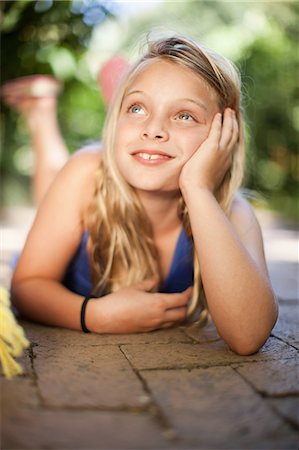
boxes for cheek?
[114,123,129,156]
[115,119,139,146]
[182,126,210,158]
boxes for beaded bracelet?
[80,295,96,333]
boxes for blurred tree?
[0,0,117,205]
[237,2,299,220]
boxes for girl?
[11,35,278,355]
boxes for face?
[114,59,219,194]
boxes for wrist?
[180,180,214,202]
[81,296,100,333]
[83,295,113,334]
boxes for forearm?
[183,189,277,354]
[31,114,68,159]
[11,278,84,331]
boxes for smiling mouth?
[132,151,173,162]
[136,152,169,161]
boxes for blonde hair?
[86,35,245,322]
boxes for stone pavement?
[1,207,298,450]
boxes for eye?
[176,112,195,121]
[128,104,146,115]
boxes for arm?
[11,151,190,333]
[179,110,278,355]
[11,151,100,329]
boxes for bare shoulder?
[40,148,101,221]
[67,146,102,175]
[229,192,261,238]
[50,147,101,197]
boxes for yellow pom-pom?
[0,287,30,378]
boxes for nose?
[141,117,169,142]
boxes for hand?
[179,108,239,194]
[87,278,193,334]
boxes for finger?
[164,306,188,322]
[159,322,176,329]
[134,277,159,292]
[227,111,239,150]
[219,108,234,151]
[160,286,193,309]
[207,112,222,147]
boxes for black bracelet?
[80,295,96,333]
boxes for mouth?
[131,150,174,164]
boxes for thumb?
[133,277,159,292]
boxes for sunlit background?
[1,0,298,221]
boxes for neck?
[137,189,182,235]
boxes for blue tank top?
[63,229,194,296]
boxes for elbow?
[228,329,274,356]
[229,340,265,356]
[229,297,279,356]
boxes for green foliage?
[238,20,298,220]
[1,0,298,221]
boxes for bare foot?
[1,75,63,132]
[1,75,62,108]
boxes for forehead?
[125,59,217,104]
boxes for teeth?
[139,153,151,160]
[137,153,167,160]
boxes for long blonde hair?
[86,35,245,321]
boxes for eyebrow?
[181,98,207,111]
[125,90,208,112]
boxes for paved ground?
[1,207,298,450]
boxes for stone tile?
[142,367,299,449]
[236,358,299,395]
[1,377,40,412]
[182,317,221,343]
[3,409,170,449]
[33,344,148,408]
[271,303,299,348]
[267,397,299,428]
[121,337,297,371]
[236,355,299,395]
[22,320,192,348]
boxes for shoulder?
[41,147,103,219]
[67,145,102,175]
[228,192,269,271]
[52,147,101,193]
[228,191,272,274]
[228,192,261,238]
